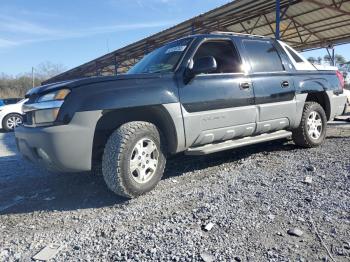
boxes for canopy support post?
[275,0,281,39]
[95,62,99,76]
[114,56,119,75]
[326,46,335,66]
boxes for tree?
[0,62,66,98]
[307,57,316,64]
[323,54,347,66]
[324,54,331,63]
[317,57,322,64]
[335,54,346,65]
[35,61,66,79]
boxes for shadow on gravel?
[329,122,350,126]
[0,130,17,156]
[1,138,295,216]
[0,166,128,215]
[327,136,350,139]
[164,138,296,179]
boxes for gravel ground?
[0,121,349,261]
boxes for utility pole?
[32,67,35,87]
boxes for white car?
[343,89,350,115]
[0,99,27,131]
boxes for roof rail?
[210,31,268,39]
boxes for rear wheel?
[102,121,166,198]
[292,102,327,148]
[3,113,23,132]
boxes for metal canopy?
[45,0,350,84]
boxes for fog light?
[34,108,60,124]
[37,148,50,161]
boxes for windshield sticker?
[165,45,187,54]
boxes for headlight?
[23,88,71,126]
[37,89,70,103]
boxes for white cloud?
[108,0,174,9]
[0,15,59,36]
[0,15,175,48]
[0,38,17,48]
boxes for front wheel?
[3,113,23,132]
[292,102,327,148]
[102,121,166,198]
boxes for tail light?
[336,70,345,90]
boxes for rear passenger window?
[243,40,284,72]
[193,40,242,74]
[285,46,304,63]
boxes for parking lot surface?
[0,121,349,261]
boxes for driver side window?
[193,40,242,74]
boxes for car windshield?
[0,100,4,106]
[128,38,192,74]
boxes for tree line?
[307,54,347,66]
[0,62,66,98]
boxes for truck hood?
[26,74,163,97]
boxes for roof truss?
[45,0,350,84]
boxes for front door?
[178,39,256,147]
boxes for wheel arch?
[92,105,178,166]
[305,91,331,120]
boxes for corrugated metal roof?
[45,0,350,84]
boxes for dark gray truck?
[15,32,347,198]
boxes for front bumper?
[15,111,102,172]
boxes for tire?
[292,102,327,148]
[2,113,23,132]
[102,121,166,198]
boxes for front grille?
[23,112,34,126]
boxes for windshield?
[0,100,4,106]
[128,38,192,74]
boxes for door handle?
[281,81,289,88]
[240,82,251,89]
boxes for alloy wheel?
[129,138,159,184]
[6,116,22,130]
[307,111,322,140]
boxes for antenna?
[106,39,110,53]
[32,67,35,87]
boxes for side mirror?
[183,56,217,84]
[192,56,217,75]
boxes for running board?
[185,130,292,155]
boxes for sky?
[1,0,350,75]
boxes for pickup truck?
[15,32,347,198]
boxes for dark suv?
[16,32,347,198]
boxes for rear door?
[242,39,296,133]
[178,38,256,147]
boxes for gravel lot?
[0,120,349,261]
